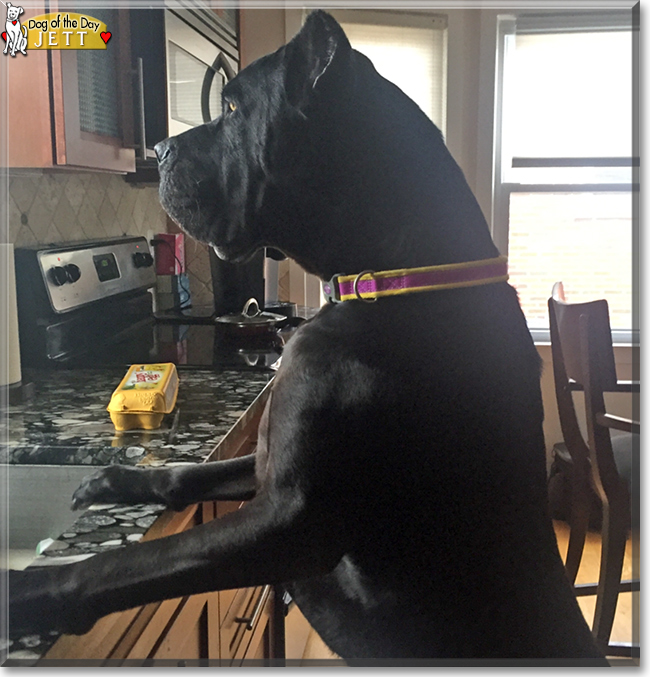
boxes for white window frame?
[492,10,639,345]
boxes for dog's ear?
[19,6,24,14]
[284,10,351,110]
[6,3,12,8]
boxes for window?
[493,12,638,342]
[330,10,448,133]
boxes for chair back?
[549,282,618,390]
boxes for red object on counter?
[154,233,185,275]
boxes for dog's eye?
[228,101,237,113]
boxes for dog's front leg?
[12,365,355,638]
[10,485,345,637]
[71,454,258,511]
[72,391,277,510]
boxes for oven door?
[165,10,238,135]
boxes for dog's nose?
[154,139,175,164]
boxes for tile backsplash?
[5,170,214,307]
[7,171,166,246]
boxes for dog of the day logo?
[2,3,110,56]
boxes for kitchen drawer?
[221,584,272,665]
[203,500,273,664]
[210,494,273,663]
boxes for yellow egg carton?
[107,363,179,431]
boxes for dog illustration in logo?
[3,3,27,57]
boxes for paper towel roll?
[0,243,22,388]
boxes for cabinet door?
[49,4,135,172]
[5,1,55,167]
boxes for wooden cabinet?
[6,2,135,172]
[42,387,284,665]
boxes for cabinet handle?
[135,57,147,160]
[235,585,271,632]
[200,52,236,124]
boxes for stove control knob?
[64,263,81,283]
[49,265,69,286]
[133,252,154,268]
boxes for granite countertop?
[1,367,274,466]
[3,502,169,662]
[2,366,274,663]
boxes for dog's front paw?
[8,568,97,638]
[71,465,147,510]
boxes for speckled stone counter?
[2,366,274,664]
[1,367,273,466]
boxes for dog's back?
[280,283,598,660]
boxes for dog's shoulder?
[273,304,382,409]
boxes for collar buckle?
[322,274,343,304]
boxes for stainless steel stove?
[14,237,283,371]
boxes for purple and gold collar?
[322,256,508,304]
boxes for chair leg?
[592,496,629,652]
[564,487,590,584]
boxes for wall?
[240,8,286,66]
[445,9,482,198]
[6,170,166,247]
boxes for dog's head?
[157,11,356,269]
[156,10,495,278]
[6,3,23,21]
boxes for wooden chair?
[548,282,639,656]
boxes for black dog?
[10,11,605,663]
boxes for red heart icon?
[100,31,111,44]
[12,20,16,25]
[1,32,6,42]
